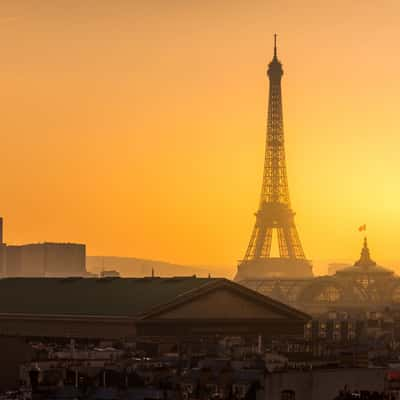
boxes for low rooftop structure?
[239,238,400,315]
[0,277,310,340]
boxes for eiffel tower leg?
[244,225,258,260]
[289,225,306,259]
[277,227,290,258]
[254,225,267,258]
[262,228,273,258]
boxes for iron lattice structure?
[243,36,306,262]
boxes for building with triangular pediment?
[0,276,309,341]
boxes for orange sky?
[1,0,400,275]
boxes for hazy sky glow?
[2,0,400,274]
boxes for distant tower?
[354,237,376,267]
[235,36,313,280]
[0,218,5,276]
[0,217,3,244]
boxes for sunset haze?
[1,0,400,275]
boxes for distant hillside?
[87,257,398,279]
[86,256,232,278]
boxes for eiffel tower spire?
[235,36,313,280]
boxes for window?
[357,275,374,289]
[315,286,341,303]
[392,286,400,303]
[281,390,295,400]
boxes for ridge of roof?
[139,278,310,321]
[0,276,221,317]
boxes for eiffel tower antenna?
[235,36,313,280]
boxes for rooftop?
[336,238,393,277]
[0,276,222,317]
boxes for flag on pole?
[358,224,367,232]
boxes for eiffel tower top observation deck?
[235,36,313,280]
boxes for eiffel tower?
[235,36,313,280]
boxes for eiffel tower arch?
[235,36,313,281]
